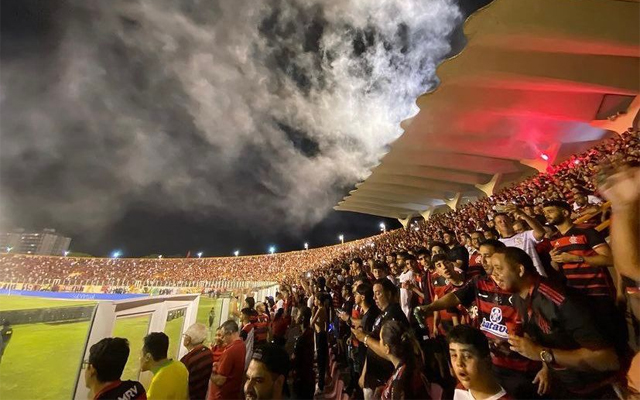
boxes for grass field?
[0,295,221,400]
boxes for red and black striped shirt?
[180,344,213,400]
[550,227,614,298]
[466,252,485,281]
[455,276,540,372]
[254,313,269,343]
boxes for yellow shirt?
[148,359,189,400]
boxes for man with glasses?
[84,337,147,400]
[209,320,246,400]
[181,323,213,400]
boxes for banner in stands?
[0,289,148,300]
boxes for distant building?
[0,228,72,256]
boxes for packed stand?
[14,131,640,399]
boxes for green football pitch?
[0,295,221,400]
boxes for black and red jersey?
[466,252,485,281]
[94,380,146,400]
[381,363,429,400]
[455,276,540,372]
[429,273,462,322]
[514,278,617,396]
[550,226,614,298]
[254,313,269,343]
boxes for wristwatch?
[540,348,555,364]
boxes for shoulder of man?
[99,380,146,400]
[535,279,567,308]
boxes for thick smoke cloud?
[0,0,461,246]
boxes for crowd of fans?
[1,132,639,294]
[73,130,640,400]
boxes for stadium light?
[64,251,70,257]
[339,234,344,244]
[380,222,386,232]
[234,250,240,257]
[304,242,309,250]
[197,252,203,258]
[540,153,549,161]
[111,250,121,258]
[269,246,276,254]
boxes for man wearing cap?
[244,344,290,400]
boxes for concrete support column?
[398,217,412,229]
[475,173,502,196]
[420,207,434,221]
[445,192,462,210]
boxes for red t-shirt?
[211,344,226,364]
[208,339,246,400]
[271,316,291,338]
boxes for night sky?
[0,0,488,257]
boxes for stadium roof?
[335,0,640,225]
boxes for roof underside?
[335,0,640,220]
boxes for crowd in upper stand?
[1,132,638,294]
[69,130,640,400]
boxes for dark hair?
[431,253,448,264]
[447,325,490,359]
[241,307,257,318]
[373,278,399,301]
[372,260,389,272]
[416,248,431,258]
[317,276,326,290]
[479,239,505,251]
[245,297,256,309]
[493,212,510,221]
[89,337,130,382]
[493,247,537,275]
[382,320,420,363]
[299,305,312,328]
[274,308,285,320]
[381,320,423,391]
[404,254,416,262]
[356,282,375,307]
[443,229,455,236]
[143,332,169,361]
[351,258,363,266]
[220,319,239,334]
[542,200,572,213]
[251,343,290,377]
[484,228,499,238]
[342,284,352,294]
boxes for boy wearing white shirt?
[449,325,512,400]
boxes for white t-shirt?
[572,195,603,210]
[499,230,547,277]
[306,295,314,309]
[276,299,284,310]
[399,269,415,283]
[454,387,509,400]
